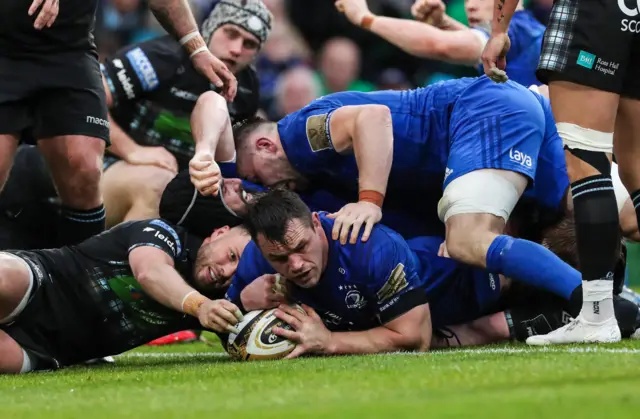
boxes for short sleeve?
[101,37,181,106]
[127,219,183,259]
[361,231,429,324]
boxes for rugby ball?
[225,305,305,361]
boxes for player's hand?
[273,304,332,359]
[328,201,382,245]
[189,151,221,196]
[196,299,244,334]
[481,32,511,83]
[411,0,445,26]
[125,146,178,173]
[240,274,290,311]
[335,0,371,26]
[190,50,237,102]
[29,0,59,30]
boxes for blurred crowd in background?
[96,0,554,121]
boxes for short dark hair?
[233,115,272,149]
[243,189,313,245]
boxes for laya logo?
[125,47,159,91]
[509,148,532,168]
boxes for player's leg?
[527,0,631,344]
[441,80,582,309]
[0,136,19,193]
[0,253,36,374]
[34,52,109,245]
[102,160,176,228]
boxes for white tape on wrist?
[189,46,209,59]
[179,31,200,46]
[181,290,199,312]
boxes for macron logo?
[509,148,532,168]
[143,227,155,232]
[86,116,110,128]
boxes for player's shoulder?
[112,35,182,71]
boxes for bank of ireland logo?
[576,50,596,69]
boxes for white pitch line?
[119,346,640,359]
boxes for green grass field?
[2,335,640,419]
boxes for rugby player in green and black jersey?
[0,214,252,374]
[100,0,271,228]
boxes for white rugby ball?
[225,305,305,361]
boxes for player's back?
[0,0,100,55]
[277,78,479,193]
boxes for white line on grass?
[119,346,640,359]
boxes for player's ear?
[311,212,321,230]
[209,226,231,242]
[256,137,277,153]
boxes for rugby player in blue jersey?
[226,189,433,358]
[188,77,594,323]
[336,0,545,89]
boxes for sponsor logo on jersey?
[305,113,334,152]
[576,50,595,69]
[143,227,155,232]
[617,0,640,32]
[86,116,110,128]
[509,148,533,168]
[148,220,182,256]
[488,273,496,290]
[377,263,408,302]
[126,47,159,91]
[113,61,135,99]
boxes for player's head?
[233,116,306,189]
[201,0,273,74]
[193,225,252,292]
[464,0,522,27]
[244,189,328,288]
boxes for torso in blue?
[474,11,545,87]
[276,80,477,214]
[226,213,429,331]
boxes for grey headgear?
[201,0,273,47]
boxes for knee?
[445,215,502,266]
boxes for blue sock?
[486,235,581,300]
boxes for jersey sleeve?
[225,241,276,307]
[101,37,182,106]
[127,219,183,260]
[276,98,349,175]
[360,230,429,325]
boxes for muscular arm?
[368,16,484,66]
[190,91,236,161]
[147,0,199,41]
[492,0,520,34]
[327,304,432,354]
[330,105,393,199]
[129,246,205,313]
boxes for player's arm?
[147,0,237,100]
[492,0,520,35]
[361,16,485,66]
[327,304,431,354]
[329,105,393,206]
[190,91,236,162]
[128,220,243,332]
